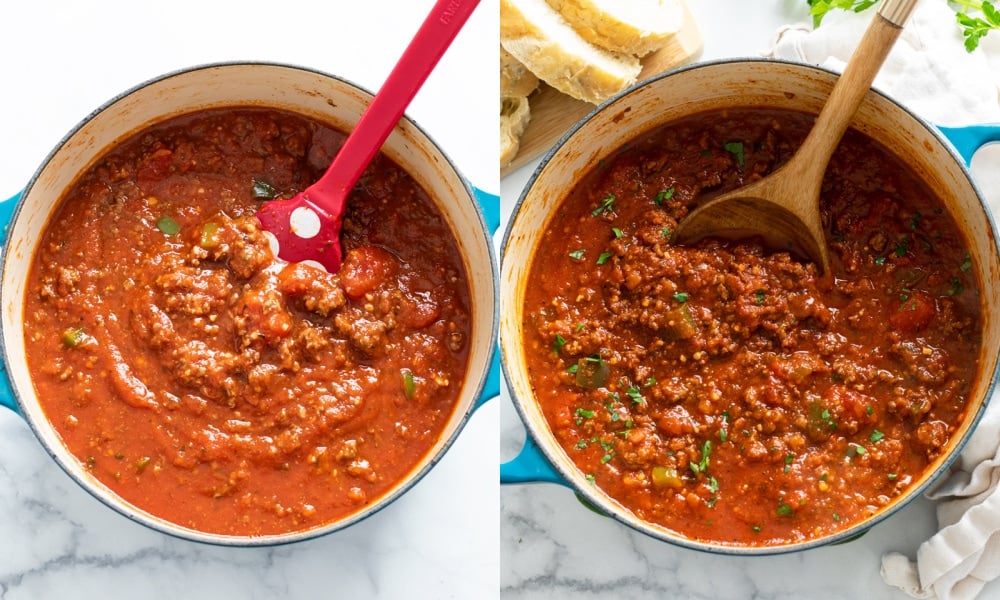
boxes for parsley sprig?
[809,0,1000,51]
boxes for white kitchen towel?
[768,2,1000,599]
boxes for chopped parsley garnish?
[625,386,644,405]
[784,452,795,473]
[894,237,909,257]
[776,499,794,517]
[961,253,973,272]
[592,194,616,216]
[655,188,676,205]
[723,141,745,166]
[948,277,964,296]
[597,251,613,265]
[568,249,585,261]
[251,178,279,199]
[755,289,766,305]
[673,292,689,303]
[612,227,624,239]
[553,334,567,355]
[574,407,596,425]
[690,440,712,475]
[869,430,885,443]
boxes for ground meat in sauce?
[522,108,980,546]
[25,108,472,536]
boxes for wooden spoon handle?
[795,0,919,176]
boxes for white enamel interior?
[500,59,1000,554]
[2,62,497,545]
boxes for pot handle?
[472,186,501,409]
[0,192,19,415]
[500,432,567,485]
[936,124,1000,166]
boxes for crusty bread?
[500,0,640,105]
[545,0,684,57]
[500,96,532,168]
[501,46,540,97]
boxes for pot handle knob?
[0,192,19,415]
[472,186,500,236]
[937,124,1000,167]
[471,186,501,409]
[500,433,566,485]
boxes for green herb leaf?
[655,188,676,205]
[723,142,745,166]
[625,387,644,405]
[957,2,1000,52]
[870,430,885,443]
[597,251,613,265]
[808,0,878,28]
[574,407,596,425]
[612,227,624,239]
[673,292,689,303]
[592,194,616,216]
[961,253,973,272]
[553,334,567,355]
[568,249,585,261]
[690,439,712,475]
[252,178,279,199]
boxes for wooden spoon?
[671,0,920,274]
[256,0,480,273]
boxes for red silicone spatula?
[257,0,480,272]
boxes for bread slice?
[500,96,531,168]
[501,46,540,97]
[545,0,684,57]
[501,0,640,105]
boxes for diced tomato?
[890,290,935,332]
[339,246,398,299]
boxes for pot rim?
[2,60,499,547]
[500,56,1000,555]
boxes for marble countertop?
[499,2,1000,599]
[0,1,497,598]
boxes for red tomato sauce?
[26,108,472,536]
[521,108,981,546]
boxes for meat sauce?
[25,108,472,536]
[522,108,980,546]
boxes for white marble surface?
[0,1,498,599]
[499,2,1000,599]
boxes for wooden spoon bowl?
[672,0,920,274]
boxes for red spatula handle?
[306,0,480,211]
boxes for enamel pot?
[500,58,1000,554]
[0,62,499,546]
